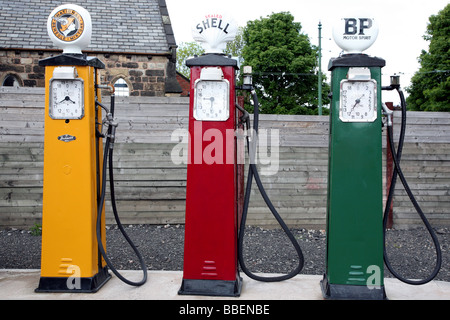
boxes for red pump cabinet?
[179,54,243,297]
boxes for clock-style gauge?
[49,78,84,119]
[339,79,377,122]
[193,79,230,121]
[48,66,84,120]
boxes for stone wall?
[0,50,46,88]
[0,49,170,97]
[97,52,168,97]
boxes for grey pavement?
[1,269,449,300]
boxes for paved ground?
[1,269,449,300]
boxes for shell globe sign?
[192,13,238,54]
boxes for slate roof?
[0,0,176,54]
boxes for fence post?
[237,96,246,228]
[385,102,394,229]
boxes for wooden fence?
[1,87,449,228]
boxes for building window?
[2,74,21,87]
[114,78,129,96]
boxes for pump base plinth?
[35,266,111,293]
[320,274,386,300]
[179,276,243,297]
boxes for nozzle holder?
[241,66,253,90]
[390,75,400,89]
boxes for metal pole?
[318,21,323,116]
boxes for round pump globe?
[47,4,92,54]
[191,13,238,54]
[332,12,379,54]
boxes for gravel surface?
[0,224,448,282]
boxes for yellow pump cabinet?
[36,54,111,293]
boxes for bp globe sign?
[332,13,379,53]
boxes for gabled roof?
[0,0,176,54]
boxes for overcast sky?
[165,0,448,104]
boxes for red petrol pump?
[178,53,243,297]
[178,13,243,297]
[179,13,305,297]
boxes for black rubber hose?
[383,89,442,285]
[96,96,147,287]
[238,90,305,282]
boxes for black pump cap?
[328,54,385,71]
[186,53,238,69]
[39,53,105,69]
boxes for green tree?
[225,27,245,66]
[242,12,330,115]
[406,4,450,111]
[176,42,204,78]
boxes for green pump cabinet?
[321,54,386,300]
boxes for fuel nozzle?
[382,103,394,127]
[104,112,119,149]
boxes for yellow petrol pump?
[36,4,110,292]
[36,4,147,293]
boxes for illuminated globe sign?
[332,12,379,54]
[47,4,92,54]
[192,13,238,54]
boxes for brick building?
[0,0,182,96]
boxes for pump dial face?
[50,79,84,119]
[194,80,230,121]
[339,80,377,122]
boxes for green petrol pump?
[320,14,387,300]
[321,55,386,300]
[320,13,442,300]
